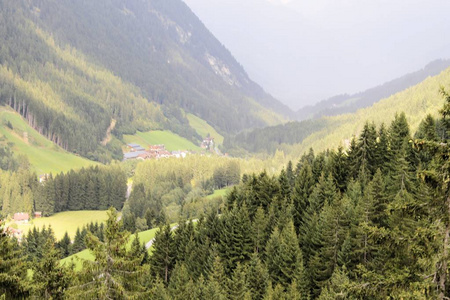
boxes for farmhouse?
[13,212,29,223]
[201,137,214,151]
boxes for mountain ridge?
[296,59,450,120]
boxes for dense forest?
[0,90,449,299]
[0,165,127,218]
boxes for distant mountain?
[0,0,290,161]
[226,65,450,156]
[296,59,450,120]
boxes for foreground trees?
[1,93,450,298]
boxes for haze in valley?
[183,0,450,110]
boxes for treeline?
[0,165,127,218]
[35,165,127,216]
[21,222,105,262]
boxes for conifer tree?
[228,263,248,299]
[0,221,30,298]
[150,224,176,284]
[206,256,228,299]
[68,207,148,299]
[246,253,270,300]
[252,206,269,254]
[292,163,314,229]
[168,263,197,300]
[330,146,348,192]
[33,238,71,299]
[57,231,72,258]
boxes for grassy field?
[61,226,161,271]
[0,107,97,174]
[13,211,110,240]
[205,188,229,199]
[187,113,224,145]
[123,130,201,151]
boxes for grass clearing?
[61,226,162,271]
[187,113,224,145]
[13,211,110,240]
[205,188,229,199]
[0,107,97,174]
[123,130,201,151]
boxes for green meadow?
[14,210,110,240]
[187,113,224,145]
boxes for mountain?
[225,65,450,156]
[296,59,450,120]
[0,0,290,161]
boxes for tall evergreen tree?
[0,221,30,298]
[68,207,148,299]
[33,238,71,299]
[150,224,176,284]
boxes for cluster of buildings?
[123,143,188,161]
[5,212,42,241]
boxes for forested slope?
[0,0,290,162]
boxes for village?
[123,136,217,161]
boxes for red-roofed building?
[13,213,29,223]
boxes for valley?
[0,0,449,299]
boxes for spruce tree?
[246,253,270,300]
[150,224,176,284]
[0,221,30,298]
[68,207,148,299]
[33,238,71,299]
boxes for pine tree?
[57,231,72,258]
[0,221,30,298]
[246,253,270,300]
[206,256,228,299]
[292,163,314,229]
[252,206,269,254]
[218,204,253,273]
[266,221,306,290]
[168,263,197,300]
[33,238,71,299]
[67,207,148,298]
[330,146,348,192]
[317,267,353,300]
[414,88,450,299]
[150,224,176,284]
[228,263,248,299]
[355,122,377,178]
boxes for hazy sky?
[183,0,450,110]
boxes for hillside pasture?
[187,113,224,145]
[0,107,97,174]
